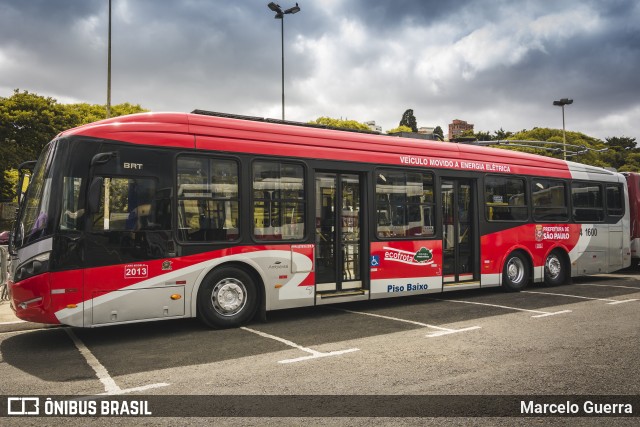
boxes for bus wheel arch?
[196,262,264,328]
[502,250,531,292]
[543,248,569,286]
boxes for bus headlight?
[15,252,51,282]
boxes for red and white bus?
[8,110,632,328]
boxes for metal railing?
[0,245,9,301]
[456,139,608,158]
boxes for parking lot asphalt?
[1,272,639,424]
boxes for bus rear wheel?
[197,267,258,328]
[544,250,566,286]
[502,252,530,292]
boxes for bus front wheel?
[502,252,530,292]
[197,267,258,328]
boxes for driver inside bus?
[126,186,155,231]
[126,202,152,230]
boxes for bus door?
[315,172,363,294]
[441,178,478,286]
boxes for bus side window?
[375,169,434,238]
[177,156,240,242]
[60,177,84,230]
[90,177,157,231]
[485,175,527,222]
[571,182,604,222]
[606,184,624,217]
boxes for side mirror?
[88,177,104,213]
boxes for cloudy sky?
[1,0,639,139]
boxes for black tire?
[197,267,258,328]
[544,250,567,286]
[502,252,530,292]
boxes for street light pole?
[267,3,301,121]
[107,0,112,119]
[280,15,284,121]
[553,98,573,161]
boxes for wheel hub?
[546,256,561,280]
[211,278,246,316]
[507,258,524,283]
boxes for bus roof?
[59,111,615,179]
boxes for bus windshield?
[14,142,56,247]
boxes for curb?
[0,300,19,323]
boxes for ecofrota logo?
[383,246,434,266]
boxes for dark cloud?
[1,0,639,139]
[329,0,470,31]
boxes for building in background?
[365,121,382,133]
[389,126,440,141]
[418,126,435,136]
[448,119,474,140]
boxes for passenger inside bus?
[126,182,155,231]
[126,203,152,230]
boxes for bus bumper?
[8,273,60,325]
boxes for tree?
[617,153,640,172]
[498,128,608,167]
[386,125,413,134]
[605,136,637,151]
[0,89,147,200]
[309,116,371,131]
[2,169,19,202]
[0,90,68,199]
[65,102,147,126]
[602,136,639,171]
[399,109,418,132]
[493,128,513,140]
[473,131,492,141]
[433,126,444,141]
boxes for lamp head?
[268,2,282,13]
[553,98,573,106]
[285,3,300,14]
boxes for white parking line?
[523,291,639,305]
[530,311,573,318]
[573,283,640,291]
[428,297,572,318]
[96,383,171,396]
[240,326,359,364]
[331,307,481,337]
[64,329,169,395]
[425,326,485,337]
